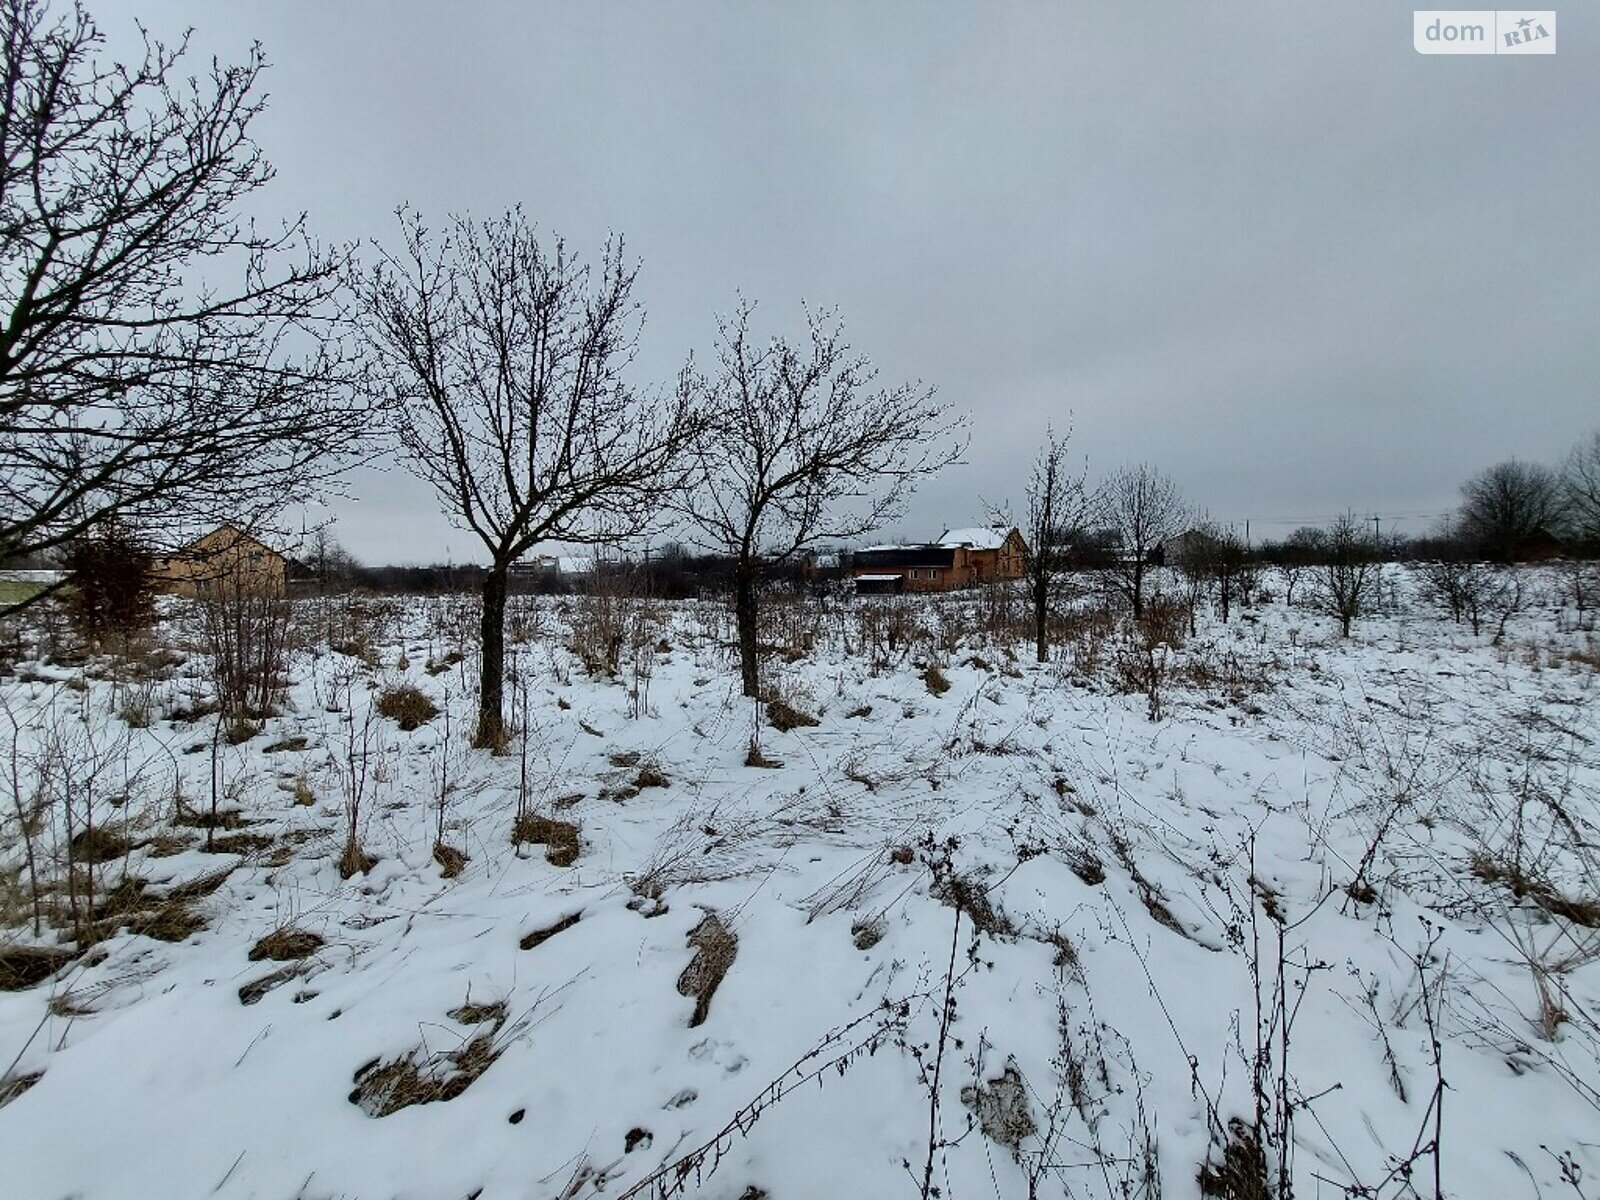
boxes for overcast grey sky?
[112,2,1599,563]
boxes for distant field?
[0,579,47,605]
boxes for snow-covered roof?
[939,526,1010,550]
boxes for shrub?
[766,699,818,732]
[64,527,156,647]
[376,684,438,731]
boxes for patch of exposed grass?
[263,735,310,753]
[433,842,468,878]
[86,875,207,946]
[449,1000,507,1026]
[209,832,274,856]
[744,742,782,769]
[922,665,951,695]
[69,825,131,864]
[337,837,378,879]
[238,963,305,1006]
[766,699,818,732]
[0,1071,43,1110]
[1469,851,1600,927]
[174,806,250,831]
[961,1064,1036,1149]
[1198,1119,1270,1200]
[934,872,1016,938]
[350,1001,508,1118]
[520,911,581,950]
[511,813,581,867]
[376,684,439,731]
[0,946,76,991]
[249,927,324,961]
[424,651,464,676]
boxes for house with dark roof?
[851,526,1027,594]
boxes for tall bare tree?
[1103,464,1187,619]
[1457,459,1564,561]
[356,210,697,746]
[682,300,964,697]
[1313,511,1382,637]
[1006,425,1099,663]
[0,0,366,602]
[1563,430,1600,549]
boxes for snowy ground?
[2,570,1598,1200]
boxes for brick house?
[852,526,1028,594]
[153,525,288,598]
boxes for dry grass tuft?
[123,901,206,943]
[922,665,951,695]
[766,699,818,732]
[263,735,310,753]
[350,1001,508,1117]
[634,765,669,789]
[337,837,378,878]
[744,742,782,769]
[90,876,210,944]
[449,1000,508,1026]
[677,912,738,1027]
[1197,1119,1270,1200]
[145,833,193,858]
[934,873,1016,938]
[69,825,132,864]
[432,842,468,878]
[1469,851,1600,927]
[174,806,250,831]
[0,1071,43,1110]
[425,651,464,676]
[249,927,324,961]
[961,1063,1037,1149]
[520,911,581,950]
[511,813,582,867]
[376,684,439,731]
[0,945,76,991]
[209,831,273,856]
[238,963,305,1005]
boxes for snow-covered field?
[2,572,1598,1200]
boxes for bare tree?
[355,209,697,746]
[1103,464,1188,619]
[1563,429,1600,549]
[1005,425,1099,663]
[1457,459,1565,561]
[1269,527,1325,607]
[0,0,367,604]
[1312,511,1381,637]
[681,300,964,697]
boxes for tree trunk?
[1131,559,1145,619]
[1034,579,1048,664]
[735,564,761,698]
[475,562,509,749]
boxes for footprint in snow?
[688,1038,747,1075]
